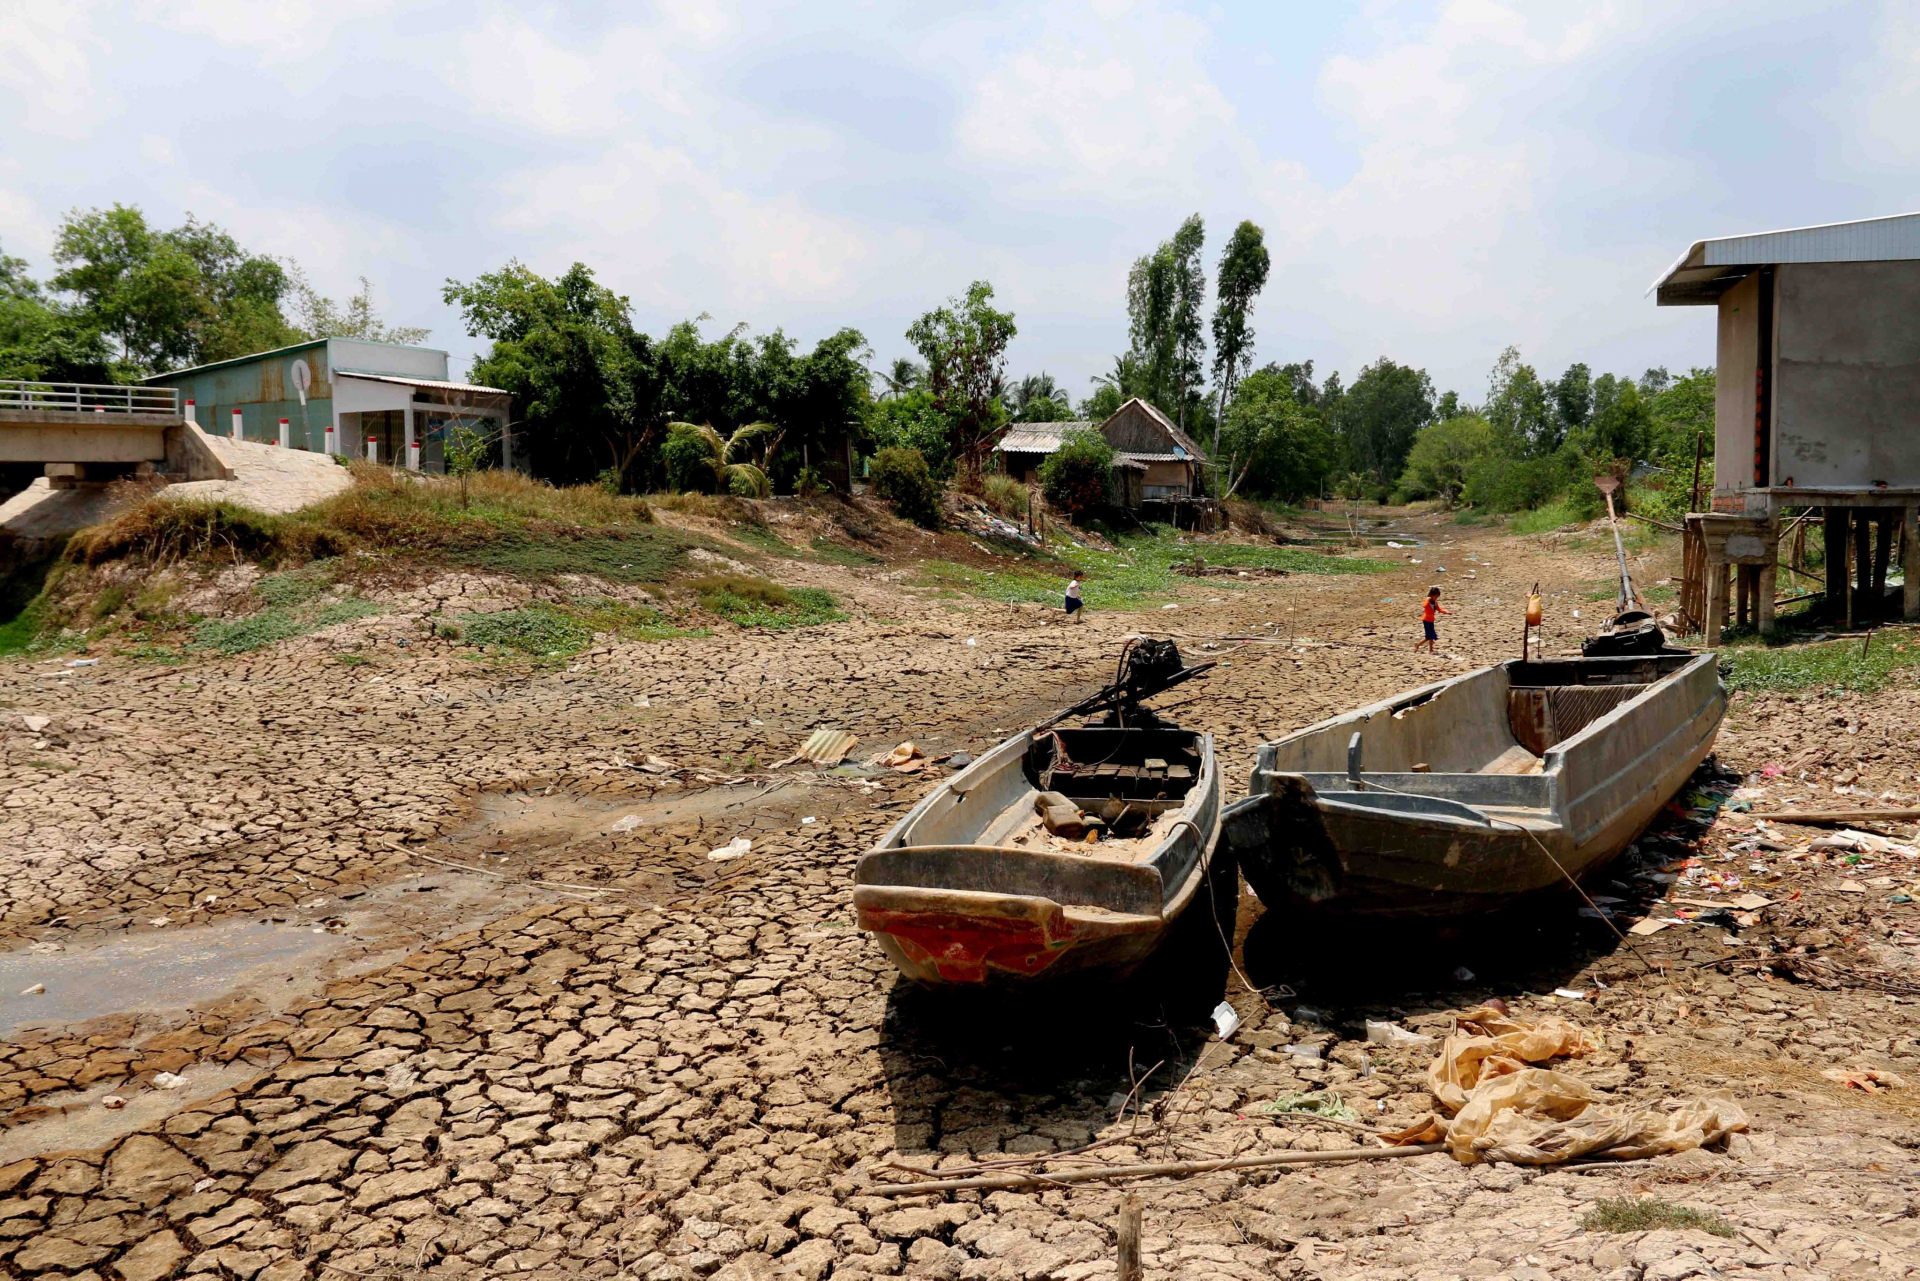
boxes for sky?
[3,1,1915,405]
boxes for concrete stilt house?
[141,338,514,474]
[1653,211,1920,639]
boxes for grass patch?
[459,606,596,657]
[809,537,882,567]
[568,597,710,642]
[1580,1196,1734,1237]
[1509,499,1585,536]
[1719,631,1920,694]
[0,547,66,656]
[918,524,1387,611]
[724,522,800,559]
[1255,1092,1360,1122]
[258,561,339,608]
[69,466,697,585]
[689,574,846,629]
[193,599,381,655]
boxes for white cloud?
[0,0,114,137]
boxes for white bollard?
[324,425,335,454]
[278,418,290,448]
[231,408,244,442]
[365,436,378,464]
[407,439,421,471]
[183,398,196,426]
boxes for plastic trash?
[1365,1019,1434,1048]
[1451,966,1476,983]
[1211,1001,1241,1040]
[707,837,752,861]
[154,1072,187,1090]
[1283,1043,1325,1061]
[611,815,642,833]
[1552,988,1588,1001]
[101,1095,128,1110]
[19,983,44,996]
[22,715,49,733]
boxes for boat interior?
[1260,654,1696,797]
[894,727,1207,863]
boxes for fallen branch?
[1623,512,1683,534]
[863,1142,1444,1197]
[1759,808,1920,826]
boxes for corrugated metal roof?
[996,423,1092,453]
[337,371,511,396]
[1114,451,1188,464]
[794,729,857,766]
[1652,211,1920,305]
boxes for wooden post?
[1871,513,1893,618]
[1689,431,1704,514]
[1116,1196,1143,1281]
[1905,505,1920,622]
[1824,508,1848,620]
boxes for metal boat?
[1223,652,1726,920]
[855,643,1230,986]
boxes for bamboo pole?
[863,1142,1445,1197]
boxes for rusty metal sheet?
[796,729,857,766]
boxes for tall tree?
[905,281,1016,484]
[1217,368,1333,501]
[1208,220,1270,454]
[1549,362,1592,442]
[290,269,430,347]
[1125,214,1206,425]
[1484,346,1553,453]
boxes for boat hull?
[856,727,1227,988]
[1229,653,1726,921]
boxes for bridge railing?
[0,379,180,416]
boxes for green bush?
[982,474,1029,519]
[460,605,595,656]
[661,422,718,493]
[688,574,846,629]
[794,465,825,498]
[871,447,942,528]
[1039,428,1114,518]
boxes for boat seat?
[1481,744,1543,775]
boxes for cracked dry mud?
[1,511,1917,1281]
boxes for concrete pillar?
[1736,566,1752,629]
[1854,512,1872,627]
[404,406,417,471]
[365,436,378,464]
[183,398,195,426]
[278,418,290,448]
[1757,559,1777,636]
[1905,505,1920,622]
[1871,514,1893,618]
[231,407,244,442]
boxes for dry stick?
[1116,1197,1144,1281]
[1759,808,1920,825]
[865,1143,1446,1197]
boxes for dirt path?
[0,512,1915,1280]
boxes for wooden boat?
[855,643,1227,987]
[1223,651,1725,921]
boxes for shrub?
[460,605,595,656]
[687,574,846,629]
[1039,428,1114,518]
[661,422,718,493]
[871,447,942,528]
[981,474,1030,519]
[794,465,825,498]
[1580,1197,1734,1238]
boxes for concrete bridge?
[0,379,233,488]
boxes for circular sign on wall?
[290,358,312,404]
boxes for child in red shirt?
[1418,586,1449,653]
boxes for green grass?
[444,527,692,584]
[193,599,382,655]
[917,524,1388,611]
[1719,632,1920,694]
[459,605,596,656]
[725,522,801,559]
[689,575,847,629]
[0,549,66,656]
[1256,1092,1359,1122]
[568,597,710,642]
[257,561,340,608]
[1580,1197,1734,1238]
[1509,500,1585,536]
[809,537,882,567]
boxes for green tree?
[661,420,779,496]
[1399,414,1494,505]
[867,388,954,472]
[0,242,117,382]
[1125,215,1207,426]
[1585,380,1653,461]
[1484,346,1554,453]
[1550,362,1592,440]
[1009,372,1071,421]
[1338,358,1435,486]
[875,356,925,400]
[290,270,430,347]
[1209,220,1270,452]
[870,446,942,527]
[1647,367,1714,465]
[1038,427,1115,517]
[905,281,1017,484]
[444,419,490,509]
[445,260,653,488]
[1079,382,1123,421]
[1216,369,1333,501]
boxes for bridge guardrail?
[0,379,180,416]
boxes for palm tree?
[876,357,926,400]
[668,420,783,497]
